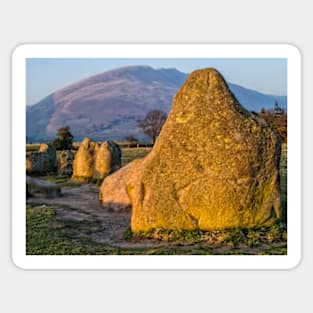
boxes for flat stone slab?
[27,176,61,198]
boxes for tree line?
[259,102,287,143]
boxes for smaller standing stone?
[57,150,75,176]
[71,138,98,182]
[99,159,142,211]
[107,141,122,172]
[71,138,121,183]
[26,143,57,175]
[94,141,121,180]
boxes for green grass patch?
[129,223,287,251]
[26,206,109,255]
[121,147,152,166]
[258,242,287,255]
[26,144,41,152]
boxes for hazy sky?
[26,58,287,105]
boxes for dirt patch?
[27,178,287,254]
[27,183,132,246]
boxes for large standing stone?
[128,68,281,232]
[71,138,121,183]
[26,143,57,175]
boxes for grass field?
[26,143,41,152]
[121,147,151,166]
[26,144,287,255]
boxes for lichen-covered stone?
[99,159,142,211]
[26,176,61,198]
[72,138,121,183]
[94,141,121,180]
[128,68,281,232]
[57,150,75,176]
[26,143,57,175]
[71,138,97,182]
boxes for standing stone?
[57,150,75,176]
[108,141,122,172]
[72,138,121,183]
[71,138,99,182]
[99,159,142,211]
[128,68,281,232]
[26,143,57,175]
[94,141,121,180]
[38,143,51,153]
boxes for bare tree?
[137,110,167,144]
[125,134,138,142]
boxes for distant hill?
[228,84,287,113]
[26,65,287,142]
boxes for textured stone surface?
[26,176,61,198]
[100,159,142,211]
[94,141,121,179]
[26,143,57,175]
[57,150,75,176]
[72,138,121,183]
[128,68,281,232]
[71,138,96,182]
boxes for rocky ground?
[26,177,287,255]
[27,182,131,247]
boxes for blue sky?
[26,58,287,105]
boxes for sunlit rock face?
[128,68,281,232]
[72,138,121,183]
[99,159,143,212]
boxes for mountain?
[228,84,287,113]
[26,65,287,142]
